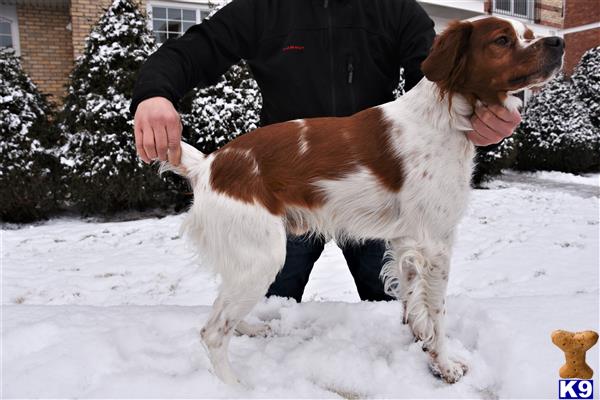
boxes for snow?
[511,171,599,186]
[2,172,599,398]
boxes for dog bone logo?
[552,330,599,379]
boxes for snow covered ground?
[2,172,599,399]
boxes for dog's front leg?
[394,241,467,383]
[420,250,467,384]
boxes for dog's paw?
[429,357,468,384]
[234,321,272,337]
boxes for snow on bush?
[514,73,599,173]
[571,46,600,129]
[392,67,406,99]
[180,61,262,154]
[58,0,188,215]
[0,48,61,222]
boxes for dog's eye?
[494,36,510,46]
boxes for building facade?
[0,0,598,106]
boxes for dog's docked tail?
[159,142,207,182]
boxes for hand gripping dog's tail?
[158,142,207,183]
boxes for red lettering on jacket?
[283,45,305,52]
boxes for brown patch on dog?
[210,108,405,215]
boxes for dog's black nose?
[544,36,565,49]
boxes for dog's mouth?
[508,70,541,85]
[507,61,562,90]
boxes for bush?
[514,74,599,173]
[472,137,517,185]
[59,0,188,215]
[571,46,600,129]
[180,61,262,154]
[0,49,62,222]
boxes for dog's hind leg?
[200,218,286,385]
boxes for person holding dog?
[131,0,521,303]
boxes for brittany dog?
[161,16,564,384]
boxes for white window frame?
[146,1,213,44]
[492,0,536,22]
[0,4,21,55]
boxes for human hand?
[133,97,182,165]
[467,104,522,146]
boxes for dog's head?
[421,16,564,106]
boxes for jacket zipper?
[324,0,336,116]
[347,55,356,113]
[347,56,354,84]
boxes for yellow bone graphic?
[551,330,598,379]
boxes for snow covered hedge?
[180,61,262,154]
[58,0,190,215]
[0,49,62,222]
[514,71,599,173]
[571,46,600,129]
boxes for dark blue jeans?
[266,234,394,302]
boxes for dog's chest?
[394,120,475,236]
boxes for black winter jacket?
[130,0,435,126]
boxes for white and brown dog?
[162,17,563,384]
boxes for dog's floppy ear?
[422,20,473,96]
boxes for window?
[0,3,19,54]
[493,0,535,21]
[148,3,211,45]
[0,18,12,48]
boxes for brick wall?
[16,0,148,105]
[70,0,146,59]
[484,0,564,27]
[563,0,600,29]
[564,27,600,75]
[483,0,491,13]
[16,4,74,104]
[70,0,112,59]
[536,0,563,28]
